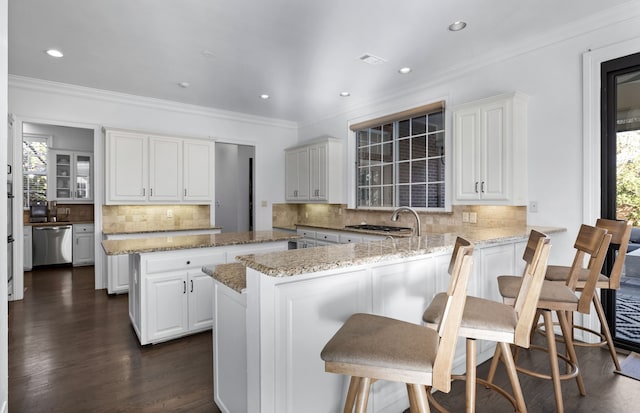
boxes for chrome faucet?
[390,206,421,237]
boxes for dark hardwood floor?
[8,266,640,412]
[8,266,220,413]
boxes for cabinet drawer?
[73,224,94,234]
[145,254,219,274]
[297,229,316,239]
[315,231,339,243]
[339,234,363,244]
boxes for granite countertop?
[101,230,301,255]
[202,262,246,293]
[294,223,414,237]
[26,221,94,227]
[236,226,565,277]
[102,225,222,236]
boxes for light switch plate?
[469,212,477,224]
[462,212,469,223]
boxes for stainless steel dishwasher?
[32,225,73,266]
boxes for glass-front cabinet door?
[54,152,73,200]
[74,153,92,201]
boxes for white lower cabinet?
[146,271,191,342]
[72,224,95,266]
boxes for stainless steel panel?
[33,225,72,266]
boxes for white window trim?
[22,133,53,208]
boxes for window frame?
[22,133,52,208]
[348,103,451,212]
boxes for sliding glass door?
[601,52,640,351]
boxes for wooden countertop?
[236,226,565,277]
[101,230,301,255]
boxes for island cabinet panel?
[146,271,190,342]
[188,271,214,330]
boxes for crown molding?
[8,75,298,130]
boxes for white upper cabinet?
[183,139,215,201]
[452,92,528,205]
[285,138,343,203]
[105,129,214,205]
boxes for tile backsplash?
[273,203,526,234]
[102,204,211,233]
[23,203,95,223]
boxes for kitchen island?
[102,230,300,345]
[210,226,564,413]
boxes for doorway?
[214,143,255,232]
[601,51,640,351]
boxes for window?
[23,134,51,207]
[354,103,446,209]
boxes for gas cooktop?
[344,224,412,232]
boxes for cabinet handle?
[191,280,194,293]
[142,188,145,196]
[481,181,485,193]
[183,281,186,294]
[184,188,187,197]
[150,188,153,196]
[186,260,191,265]
[475,182,479,193]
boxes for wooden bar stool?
[489,224,611,413]
[544,218,631,371]
[422,230,551,413]
[320,238,474,413]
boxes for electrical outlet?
[261,200,267,207]
[469,212,477,224]
[166,209,173,218]
[529,201,539,213]
[462,212,469,223]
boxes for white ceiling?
[8,0,638,123]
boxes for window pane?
[428,111,444,132]
[398,138,410,161]
[411,184,426,208]
[371,187,381,207]
[398,162,410,183]
[358,167,369,186]
[428,183,445,207]
[370,144,382,163]
[358,146,370,164]
[382,124,393,142]
[411,160,427,183]
[357,130,369,147]
[382,142,393,162]
[370,126,382,144]
[428,159,445,182]
[428,132,445,157]
[398,185,410,206]
[382,164,393,185]
[411,136,426,159]
[371,166,381,185]
[383,186,393,207]
[398,119,410,138]
[412,115,427,135]
[358,188,369,207]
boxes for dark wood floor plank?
[8,266,220,413]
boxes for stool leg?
[344,377,360,413]
[557,310,586,396]
[486,343,501,385]
[354,377,372,413]
[466,339,476,413]
[498,342,527,413]
[408,384,431,413]
[543,310,564,413]
[407,383,417,411]
[593,294,621,371]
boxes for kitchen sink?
[344,224,412,232]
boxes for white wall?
[298,12,640,266]
[23,122,94,152]
[9,77,298,231]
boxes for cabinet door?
[188,272,214,331]
[309,143,328,201]
[74,153,93,201]
[23,226,32,271]
[108,254,130,294]
[149,136,182,201]
[285,148,309,201]
[480,101,509,200]
[72,232,94,266]
[50,151,74,201]
[146,272,189,342]
[453,108,481,201]
[183,139,214,201]
[106,131,148,202]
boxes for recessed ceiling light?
[259,94,270,100]
[201,50,216,59]
[339,92,351,97]
[178,82,190,88]
[448,21,467,31]
[45,49,64,58]
[398,67,412,74]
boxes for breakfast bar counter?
[213,226,564,413]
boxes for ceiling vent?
[359,53,387,65]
